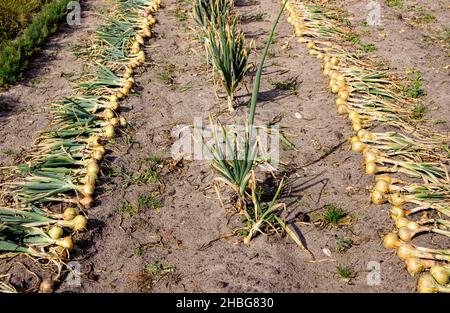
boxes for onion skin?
[56,236,74,251]
[69,215,88,232]
[389,206,404,219]
[119,117,127,127]
[48,226,63,240]
[63,207,78,221]
[103,124,115,138]
[405,257,435,276]
[39,279,54,293]
[365,162,377,175]
[383,233,401,250]
[352,120,362,132]
[429,265,450,285]
[395,216,410,229]
[87,160,100,177]
[390,193,406,206]
[398,227,416,242]
[417,274,438,293]
[337,105,348,115]
[375,179,389,194]
[79,196,93,209]
[371,190,385,205]
[351,140,366,153]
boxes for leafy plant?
[205,14,251,112]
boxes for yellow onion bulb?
[376,174,393,184]
[103,124,115,138]
[63,207,78,221]
[331,84,340,94]
[397,244,418,260]
[79,196,93,209]
[306,41,315,49]
[110,118,119,127]
[57,236,74,251]
[357,129,371,140]
[429,266,450,285]
[395,216,410,229]
[383,233,401,250]
[48,226,64,240]
[337,104,348,115]
[336,97,347,106]
[390,193,406,206]
[39,279,54,293]
[417,274,438,293]
[297,37,308,43]
[121,86,130,96]
[115,91,125,100]
[389,206,405,219]
[398,227,415,242]
[137,51,146,62]
[374,179,389,194]
[135,34,144,45]
[351,140,366,153]
[371,190,385,205]
[364,149,379,164]
[330,56,339,65]
[143,26,152,38]
[103,108,115,120]
[405,257,429,276]
[323,68,330,76]
[119,116,127,127]
[70,215,88,232]
[339,89,350,101]
[406,221,420,230]
[352,120,362,132]
[348,111,359,121]
[81,183,95,197]
[365,162,377,175]
[323,55,331,63]
[87,160,100,177]
[91,146,106,161]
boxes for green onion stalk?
[0,206,87,232]
[357,130,450,163]
[5,171,96,207]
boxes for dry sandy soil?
[0,0,448,292]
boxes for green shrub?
[0,0,72,87]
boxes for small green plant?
[174,6,188,22]
[404,72,425,98]
[157,63,176,86]
[134,244,146,257]
[118,201,139,217]
[358,43,377,53]
[322,204,348,227]
[386,0,403,9]
[2,148,15,157]
[412,103,427,120]
[270,77,298,93]
[138,194,163,213]
[345,34,361,45]
[144,260,176,275]
[335,235,353,252]
[115,166,159,189]
[434,119,447,125]
[241,12,266,23]
[336,264,355,280]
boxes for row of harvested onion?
[285,0,449,292]
[0,0,160,292]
